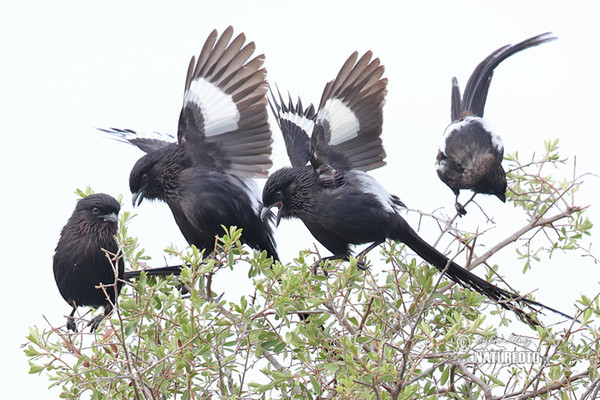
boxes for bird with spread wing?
[102,26,278,260]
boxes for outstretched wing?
[178,26,273,177]
[311,51,388,173]
[457,32,557,120]
[268,85,316,168]
[99,127,176,153]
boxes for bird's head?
[475,163,507,203]
[261,167,313,226]
[490,169,507,202]
[129,145,186,207]
[75,193,121,230]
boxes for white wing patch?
[350,171,400,213]
[238,176,261,216]
[185,77,240,136]
[281,110,315,136]
[479,117,503,151]
[317,98,359,146]
[439,116,503,153]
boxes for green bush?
[26,141,599,399]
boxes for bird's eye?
[92,207,100,215]
[275,190,283,200]
[141,173,149,183]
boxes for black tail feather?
[450,77,462,122]
[395,221,573,324]
[124,265,183,279]
[461,32,557,119]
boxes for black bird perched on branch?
[263,50,569,323]
[102,26,277,260]
[265,51,393,262]
[53,194,124,332]
[436,32,557,215]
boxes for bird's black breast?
[53,228,124,309]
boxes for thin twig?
[455,362,492,400]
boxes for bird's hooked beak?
[102,212,118,223]
[261,203,282,227]
[132,191,144,207]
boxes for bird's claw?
[311,258,330,277]
[356,257,369,271]
[311,261,319,275]
[66,317,77,332]
[455,202,467,217]
[87,315,105,332]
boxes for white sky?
[2,1,600,397]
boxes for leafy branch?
[24,140,599,399]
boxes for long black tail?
[124,266,183,279]
[457,32,557,119]
[123,230,279,281]
[394,219,573,323]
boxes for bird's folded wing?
[178,26,273,178]
[460,32,556,119]
[268,86,315,168]
[312,51,388,172]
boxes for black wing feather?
[99,127,175,154]
[268,85,315,168]
[178,26,273,177]
[312,51,387,172]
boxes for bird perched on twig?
[102,26,278,260]
[436,32,557,215]
[53,194,124,332]
[263,50,570,323]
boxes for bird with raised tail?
[436,32,557,215]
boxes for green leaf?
[324,363,340,373]
[28,362,45,374]
[309,375,321,393]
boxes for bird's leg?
[311,255,347,276]
[455,192,478,217]
[454,191,467,216]
[356,241,384,270]
[87,304,113,332]
[88,315,106,332]
[312,242,383,273]
[66,307,77,332]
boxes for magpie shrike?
[436,32,557,215]
[53,194,124,331]
[102,26,278,259]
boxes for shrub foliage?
[26,141,599,399]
